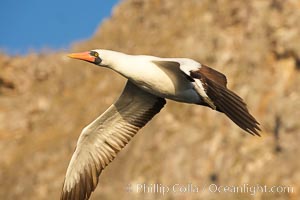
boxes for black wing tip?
[228,109,262,137]
[245,124,261,137]
[202,78,262,137]
[231,109,262,137]
[241,111,261,136]
[225,111,261,137]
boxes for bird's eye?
[90,51,99,57]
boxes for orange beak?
[67,51,96,63]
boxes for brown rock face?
[0,0,299,199]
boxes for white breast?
[109,56,201,103]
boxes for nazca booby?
[61,49,261,200]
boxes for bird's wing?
[61,81,166,200]
[188,64,261,136]
[154,59,260,135]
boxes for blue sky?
[0,0,119,55]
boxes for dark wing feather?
[190,67,261,136]
[61,81,166,200]
[198,64,227,87]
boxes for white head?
[68,49,123,67]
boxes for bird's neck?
[101,50,129,68]
[101,50,138,77]
[100,50,160,82]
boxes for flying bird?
[61,49,261,200]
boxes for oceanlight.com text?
[125,183,294,196]
[208,183,294,196]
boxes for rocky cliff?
[1,0,299,199]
